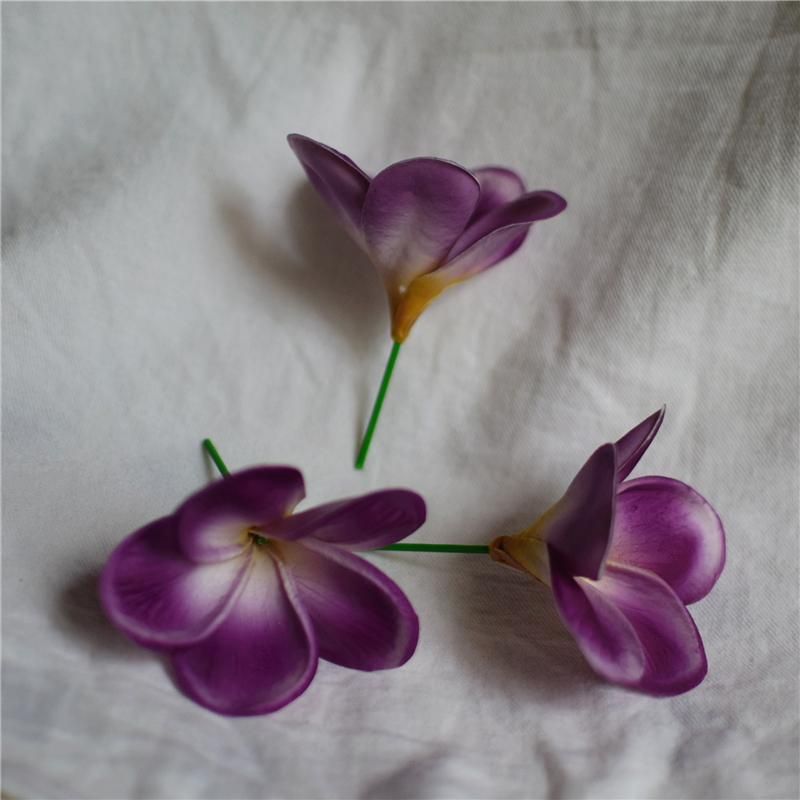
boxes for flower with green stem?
[288,134,567,468]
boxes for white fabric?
[4,3,798,798]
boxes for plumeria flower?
[288,134,567,467]
[101,463,425,716]
[489,408,725,695]
[288,134,567,343]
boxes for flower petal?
[469,166,526,223]
[550,554,645,685]
[615,407,665,481]
[610,477,725,605]
[543,443,617,580]
[100,516,251,649]
[177,467,305,563]
[437,190,567,282]
[288,134,370,244]
[361,158,480,294]
[389,190,567,339]
[276,540,418,671]
[264,489,426,549]
[553,560,708,695]
[171,550,318,716]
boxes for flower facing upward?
[490,409,725,695]
[101,467,425,716]
[288,134,567,342]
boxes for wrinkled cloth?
[3,3,798,799]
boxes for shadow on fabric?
[217,182,387,360]
[55,570,150,661]
[445,555,600,703]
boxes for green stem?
[201,438,488,554]
[202,438,230,477]
[355,340,402,469]
[378,543,489,554]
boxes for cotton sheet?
[3,3,798,798]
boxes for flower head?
[288,134,567,342]
[101,467,425,715]
[490,409,725,695]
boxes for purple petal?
[552,560,707,695]
[361,158,480,293]
[171,551,318,716]
[388,189,565,342]
[277,540,418,671]
[615,407,665,481]
[435,190,567,281]
[469,166,526,223]
[288,134,371,245]
[544,443,617,580]
[100,516,251,649]
[264,489,426,550]
[610,477,725,605]
[177,467,305,563]
[549,553,645,685]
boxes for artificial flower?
[288,134,567,467]
[101,466,425,716]
[288,133,567,343]
[489,408,725,695]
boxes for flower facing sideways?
[101,467,425,715]
[490,409,725,695]
[288,134,567,343]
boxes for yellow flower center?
[488,500,566,586]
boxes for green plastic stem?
[201,438,488,554]
[355,340,402,469]
[202,438,230,477]
[378,543,490,554]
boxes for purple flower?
[101,467,425,716]
[288,134,567,342]
[489,409,725,695]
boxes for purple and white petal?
[609,477,725,605]
[433,190,567,283]
[552,560,707,695]
[361,158,480,293]
[265,489,426,550]
[469,166,526,223]
[543,443,617,580]
[177,467,305,563]
[100,516,251,649]
[591,563,707,695]
[171,551,318,716]
[614,408,665,481]
[277,540,419,671]
[550,554,646,685]
[288,134,370,245]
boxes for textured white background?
[3,3,799,799]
